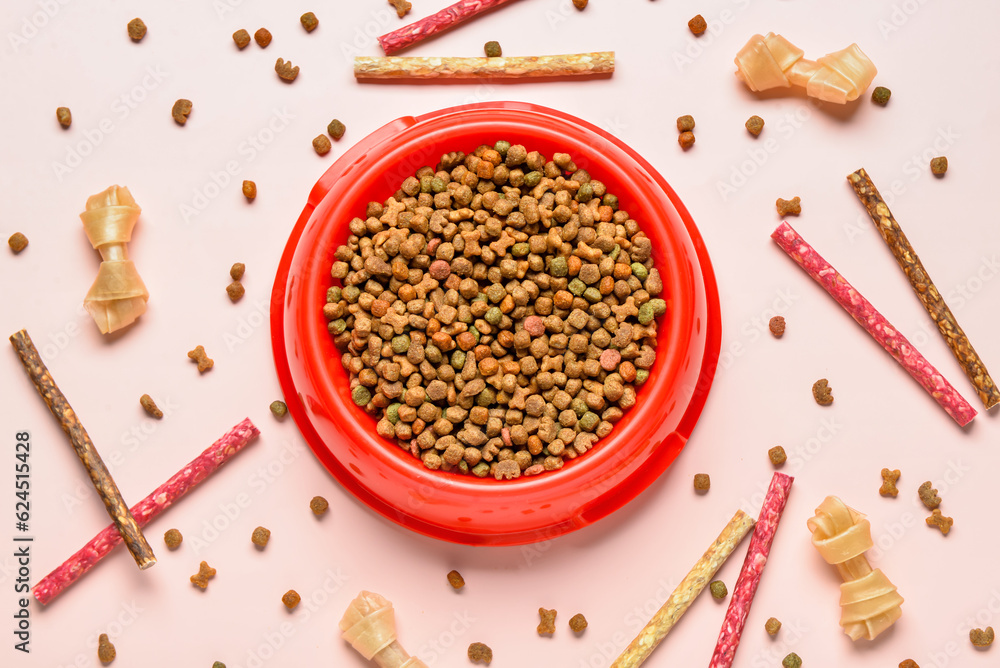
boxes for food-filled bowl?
[271,101,721,546]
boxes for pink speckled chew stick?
[32,419,259,605]
[709,472,793,668]
[378,0,521,55]
[771,221,976,427]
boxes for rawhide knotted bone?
[339,591,429,668]
[807,496,903,640]
[734,33,877,104]
[80,185,149,333]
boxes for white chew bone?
[339,591,429,668]
[80,185,148,333]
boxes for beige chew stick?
[340,591,429,668]
[354,52,614,80]
[611,509,756,668]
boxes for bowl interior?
[271,102,721,546]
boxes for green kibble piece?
[550,256,569,277]
[494,140,511,156]
[269,400,288,418]
[709,580,728,599]
[472,462,490,477]
[484,40,502,57]
[602,194,619,210]
[631,263,648,280]
[571,397,589,417]
[420,175,433,193]
[635,369,649,385]
[458,460,470,474]
[579,411,599,432]
[386,403,401,424]
[609,245,621,261]
[213,663,226,668]
[583,287,602,303]
[391,335,411,353]
[782,653,802,668]
[327,119,346,140]
[511,242,530,257]
[451,350,467,370]
[485,307,502,326]
[523,171,542,187]
[326,286,342,303]
[568,278,587,296]
[343,286,361,303]
[430,177,446,193]
[576,182,594,202]
[470,326,480,343]
[328,319,347,334]
[649,298,667,316]
[871,86,891,106]
[351,385,372,406]
[637,302,655,325]
[476,387,495,406]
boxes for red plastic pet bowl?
[271,101,721,546]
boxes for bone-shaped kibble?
[807,496,903,641]
[339,591,428,668]
[734,33,877,104]
[80,185,149,334]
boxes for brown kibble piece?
[484,41,502,58]
[187,345,214,373]
[926,508,953,535]
[275,58,300,82]
[879,468,900,497]
[765,617,782,636]
[569,613,588,632]
[171,99,192,125]
[676,115,695,132]
[242,180,256,200]
[537,608,557,635]
[140,394,163,419]
[688,14,707,35]
[8,232,28,254]
[328,119,346,140]
[812,378,833,405]
[930,157,948,176]
[270,400,288,418]
[252,526,271,547]
[769,316,785,337]
[746,115,765,136]
[163,528,182,549]
[254,28,272,47]
[918,481,941,510]
[447,569,465,589]
[56,107,72,128]
[127,18,147,41]
[227,281,245,302]
[776,197,802,216]
[233,29,251,49]
[694,473,710,492]
[899,661,919,668]
[389,0,412,18]
[190,560,216,588]
[468,642,493,664]
[768,446,787,467]
[573,0,588,9]
[98,633,116,663]
[300,12,318,32]
[282,589,301,609]
[313,135,332,156]
[970,626,994,647]
[310,495,329,515]
[230,262,246,281]
[678,131,695,150]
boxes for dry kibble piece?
[688,14,707,35]
[190,561,216,588]
[709,580,728,599]
[140,394,163,419]
[447,569,465,589]
[537,608,557,635]
[270,400,288,418]
[388,0,412,18]
[213,663,226,668]
[172,99,192,125]
[879,468,901,497]
[930,157,948,176]
[573,0,588,8]
[233,29,251,49]
[98,633,116,664]
[676,115,695,132]
[300,12,318,32]
[230,262,246,281]
[746,115,765,136]
[226,281,245,302]
[918,481,941,509]
[782,653,802,668]
[693,473,710,492]
[776,196,802,216]
[970,626,995,647]
[242,180,256,200]
[310,495,329,515]
[812,378,833,405]
[484,41,502,57]
[678,131,695,150]
[127,18,147,41]
[899,661,919,668]
[252,526,271,547]
[187,345,214,373]
[8,232,28,254]
[769,315,785,337]
[765,617,782,636]
[275,58,300,82]
[328,119,346,140]
[569,613,588,632]
[163,528,182,549]
[768,446,787,467]
[313,135,332,156]
[56,107,72,128]
[468,642,493,664]
[282,589,301,609]
[254,28,272,47]
[926,508,953,535]
[871,86,891,106]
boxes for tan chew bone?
[339,591,429,668]
[807,496,903,640]
[734,33,877,104]
[80,185,148,333]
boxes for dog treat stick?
[611,510,756,668]
[734,33,877,104]
[354,52,615,80]
[807,496,904,640]
[32,418,259,605]
[340,591,429,668]
[10,329,155,571]
[772,221,977,426]
[710,472,794,668]
[378,0,521,55]
[80,185,149,334]
[848,168,1000,409]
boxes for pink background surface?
[2,1,999,667]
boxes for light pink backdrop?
[2,1,999,667]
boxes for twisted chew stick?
[709,472,793,668]
[772,221,977,426]
[10,329,155,571]
[80,185,148,334]
[848,168,1000,409]
[33,418,259,605]
[354,52,614,80]
[340,591,429,668]
[611,510,756,668]
[807,496,903,640]
[378,0,522,55]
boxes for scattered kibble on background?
[765,617,782,636]
[709,580,728,599]
[213,663,226,668]
[569,613,588,632]
[677,115,695,132]
[768,446,787,467]
[389,0,412,19]
[768,315,785,337]
[275,58,299,82]
[233,29,250,49]
[242,180,256,200]
[812,378,833,405]
[163,528,182,549]
[8,232,28,254]
[879,468,901,497]
[313,135,332,156]
[269,400,288,418]
[931,156,948,176]
[140,394,163,419]
[282,590,301,609]
[468,642,492,664]
[226,281,245,302]
[254,28,272,47]
[782,652,802,668]
[926,508,953,535]
[187,345,214,373]
[918,481,941,509]
[678,131,695,150]
[871,86,891,106]
[251,526,271,547]
[56,107,72,128]
[310,496,329,515]
[776,196,801,216]
[300,12,318,32]
[746,115,765,136]
[970,626,995,647]
[447,569,465,589]
[98,633,116,663]
[688,14,707,35]
[537,608,557,635]
[694,473,711,492]
[171,99,192,125]
[190,561,216,589]
[127,18,146,41]
[898,660,919,668]
[484,40,502,57]
[327,119,346,140]
[573,0,588,9]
